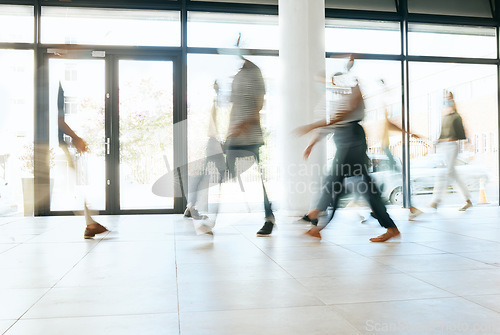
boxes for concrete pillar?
[278,0,326,216]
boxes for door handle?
[104,138,110,155]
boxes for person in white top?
[296,59,400,242]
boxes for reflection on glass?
[408,0,492,18]
[326,58,403,206]
[119,60,174,210]
[409,62,498,207]
[325,0,396,11]
[49,59,105,212]
[190,0,277,4]
[187,54,278,212]
[41,7,180,47]
[0,5,34,43]
[408,24,496,58]
[326,19,400,55]
[188,12,278,49]
[0,50,34,216]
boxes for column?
[278,0,326,215]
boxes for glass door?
[48,58,106,213]
[46,54,179,215]
[116,59,175,211]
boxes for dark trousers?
[316,123,396,229]
[225,143,274,220]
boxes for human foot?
[305,226,322,239]
[369,227,400,242]
[84,223,109,239]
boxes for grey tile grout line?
[1,230,110,335]
[460,294,500,315]
[174,221,182,335]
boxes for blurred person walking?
[378,79,423,220]
[429,91,472,211]
[57,82,108,239]
[183,80,226,234]
[296,65,400,242]
[225,58,275,236]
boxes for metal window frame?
[0,0,499,216]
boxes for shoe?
[257,221,274,236]
[408,207,423,220]
[299,214,318,226]
[305,227,321,239]
[458,200,473,211]
[369,227,401,242]
[194,219,215,235]
[84,223,108,239]
[184,205,208,220]
[183,206,192,218]
[190,207,209,220]
[429,202,438,210]
[360,215,367,224]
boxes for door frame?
[37,47,186,216]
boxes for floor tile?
[297,273,453,304]
[5,314,179,335]
[334,297,500,334]
[177,260,292,284]
[180,306,359,335]
[24,286,178,318]
[340,242,446,257]
[372,253,495,273]
[0,289,48,320]
[178,278,324,312]
[276,256,401,279]
[0,320,15,334]
[465,294,500,313]
[457,251,500,266]
[412,268,500,296]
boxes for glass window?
[326,19,400,55]
[409,62,498,207]
[408,0,492,18]
[408,24,497,58]
[0,50,34,216]
[326,0,396,12]
[0,5,33,43]
[41,7,180,47]
[188,12,278,49]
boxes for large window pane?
[119,60,174,210]
[0,50,34,216]
[409,63,498,208]
[408,24,496,58]
[187,54,278,212]
[188,12,278,49]
[41,7,180,47]
[326,58,403,206]
[326,19,400,55]
[0,5,33,43]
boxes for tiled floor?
[1,206,500,334]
